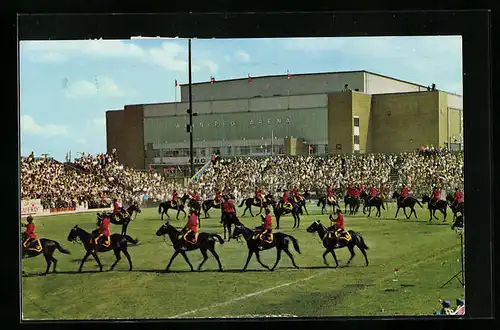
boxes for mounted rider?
[282,189,293,210]
[112,198,124,222]
[400,184,410,203]
[329,209,351,247]
[180,208,199,250]
[292,186,301,203]
[171,190,179,208]
[214,188,222,206]
[453,187,464,208]
[254,208,273,249]
[368,186,378,203]
[431,186,441,207]
[254,187,265,207]
[351,186,361,200]
[221,194,237,225]
[22,215,42,252]
[327,186,336,203]
[94,213,111,249]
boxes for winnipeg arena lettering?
[179,117,291,129]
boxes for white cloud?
[76,138,87,144]
[21,115,68,137]
[21,40,218,74]
[235,50,251,62]
[65,76,124,99]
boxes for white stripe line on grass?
[169,270,333,319]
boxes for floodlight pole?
[188,39,194,177]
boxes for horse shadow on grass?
[21,270,102,277]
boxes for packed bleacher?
[21,147,463,208]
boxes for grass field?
[21,203,464,320]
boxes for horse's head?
[132,204,142,213]
[155,223,170,236]
[67,225,80,242]
[391,191,399,199]
[422,195,430,203]
[306,220,321,233]
[231,222,246,240]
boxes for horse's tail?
[238,199,245,207]
[124,235,139,245]
[158,203,163,214]
[210,234,225,245]
[283,234,301,254]
[353,232,369,250]
[53,240,71,254]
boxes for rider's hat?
[336,209,342,214]
[27,215,34,222]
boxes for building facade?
[106,70,463,171]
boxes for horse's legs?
[359,247,369,266]
[91,252,104,272]
[249,205,255,218]
[395,206,400,218]
[255,250,270,270]
[179,250,194,271]
[78,251,92,272]
[166,251,179,271]
[223,223,227,241]
[227,223,233,242]
[256,206,262,216]
[283,247,299,269]
[176,209,181,220]
[209,246,223,272]
[367,206,372,217]
[242,251,254,271]
[346,246,356,265]
[403,207,409,219]
[304,204,309,215]
[330,250,339,268]
[43,253,56,275]
[270,249,282,271]
[441,209,447,222]
[110,249,121,270]
[322,250,330,266]
[197,249,209,271]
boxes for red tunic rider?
[454,188,464,205]
[221,195,236,224]
[215,189,222,205]
[22,216,42,252]
[327,187,335,203]
[431,186,441,206]
[282,189,292,209]
[182,209,199,248]
[352,187,360,199]
[112,198,122,221]
[171,190,178,207]
[94,215,111,248]
[400,185,409,202]
[256,208,273,248]
[292,186,300,203]
[369,186,377,202]
[347,185,354,198]
[330,209,350,246]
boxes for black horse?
[360,191,386,217]
[451,215,464,230]
[21,237,71,275]
[155,223,224,272]
[422,195,448,223]
[291,194,309,215]
[239,194,274,217]
[221,212,241,241]
[270,200,301,229]
[158,194,189,221]
[99,204,141,236]
[306,220,369,267]
[231,222,301,271]
[391,192,424,219]
[344,195,361,215]
[446,194,464,221]
[317,196,340,215]
[67,225,138,272]
[201,198,223,218]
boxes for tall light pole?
[187,39,195,177]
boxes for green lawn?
[21,203,464,319]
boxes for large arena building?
[106,70,463,172]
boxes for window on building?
[154,149,161,157]
[354,117,360,127]
[354,135,360,144]
[324,144,329,154]
[240,146,250,155]
[277,145,284,155]
[227,146,232,156]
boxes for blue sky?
[19,36,462,161]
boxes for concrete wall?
[351,93,373,153]
[447,93,463,110]
[106,105,145,169]
[328,92,353,154]
[438,92,449,148]
[370,91,440,153]
[448,108,462,143]
[365,72,427,95]
[181,71,365,102]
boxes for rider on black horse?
[292,186,302,203]
[453,187,464,209]
[281,188,293,210]
[368,186,378,203]
[221,194,237,225]
[180,208,199,250]
[171,190,179,208]
[400,184,410,203]
[327,186,336,204]
[254,208,273,250]
[94,213,111,249]
[22,215,42,252]
[431,186,441,206]
[329,209,351,248]
[214,188,222,206]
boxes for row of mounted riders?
[21,205,372,276]
[157,186,465,225]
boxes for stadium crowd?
[21,147,463,209]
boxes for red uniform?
[347,187,354,198]
[192,193,200,201]
[263,214,272,230]
[24,223,37,239]
[400,187,409,199]
[112,201,120,214]
[454,191,464,203]
[360,185,365,193]
[327,187,334,197]
[223,199,235,214]
[352,188,360,198]
[432,189,441,201]
[215,191,221,201]
[370,187,377,197]
[100,217,110,236]
[255,190,260,199]
[259,189,265,198]
[188,213,198,233]
[283,191,290,203]
[172,192,178,201]
[293,188,299,198]
[335,213,345,230]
